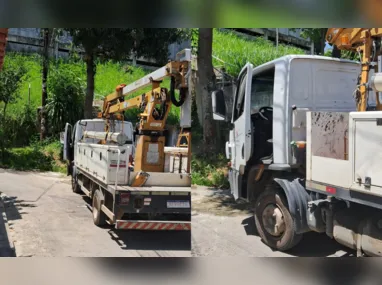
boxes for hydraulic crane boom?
[95,49,192,173]
[326,28,382,111]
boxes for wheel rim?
[262,204,286,237]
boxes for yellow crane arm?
[326,28,382,111]
[95,50,192,173]
[99,60,190,133]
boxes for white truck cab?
[213,55,361,200]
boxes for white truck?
[212,54,382,256]
[63,118,191,230]
[62,50,192,231]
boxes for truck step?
[115,220,191,231]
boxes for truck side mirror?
[212,89,227,121]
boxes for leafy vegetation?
[0,52,182,172]
[212,29,305,77]
[0,53,29,158]
[46,62,86,134]
[191,153,230,189]
[67,28,189,118]
[0,139,66,173]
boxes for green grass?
[191,153,230,189]
[5,53,181,125]
[0,140,66,173]
[212,29,306,77]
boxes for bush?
[46,64,86,135]
[2,104,36,148]
[191,153,230,189]
[0,140,66,173]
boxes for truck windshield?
[250,78,274,114]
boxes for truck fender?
[274,178,311,234]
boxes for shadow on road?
[108,229,191,252]
[0,195,30,257]
[2,196,36,221]
[193,188,253,216]
[241,216,354,257]
[0,204,15,257]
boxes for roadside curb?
[0,194,16,257]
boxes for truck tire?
[71,168,81,194]
[92,189,107,227]
[254,187,302,251]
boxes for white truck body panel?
[349,111,382,197]
[128,172,191,187]
[306,111,352,189]
[306,111,382,198]
[76,143,133,185]
[70,118,190,188]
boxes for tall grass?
[212,29,306,77]
[4,53,181,125]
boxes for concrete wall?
[224,28,313,53]
[6,28,191,67]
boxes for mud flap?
[274,178,311,234]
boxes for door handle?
[242,144,245,159]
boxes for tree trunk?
[1,103,7,160]
[196,28,217,154]
[319,29,327,56]
[332,45,341,58]
[84,53,95,119]
[40,28,49,141]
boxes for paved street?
[191,186,355,257]
[0,169,190,257]
[0,169,355,257]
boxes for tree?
[331,45,341,58]
[291,28,328,55]
[67,29,188,119]
[0,54,28,157]
[40,28,51,141]
[39,28,63,140]
[196,28,217,153]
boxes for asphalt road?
[0,169,191,257]
[0,169,354,257]
[191,186,355,257]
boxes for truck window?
[233,74,247,121]
[250,68,275,114]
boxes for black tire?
[92,189,107,227]
[254,187,302,251]
[71,168,81,194]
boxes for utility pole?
[276,28,279,50]
[40,28,49,141]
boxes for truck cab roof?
[250,54,359,73]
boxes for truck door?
[63,123,73,162]
[233,63,253,170]
[230,63,253,199]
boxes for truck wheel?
[254,188,302,251]
[92,189,107,227]
[71,170,81,194]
